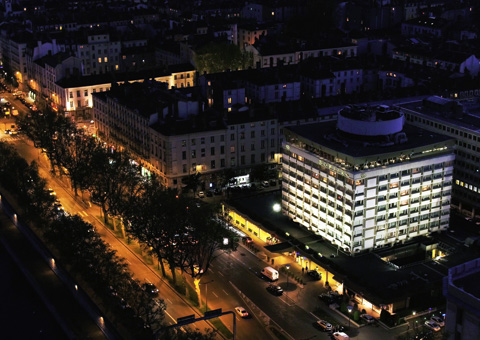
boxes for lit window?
[228,97,232,104]
[98,58,101,63]
[104,57,108,62]
[115,65,119,70]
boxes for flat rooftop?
[454,271,480,300]
[285,120,454,158]
[400,100,480,133]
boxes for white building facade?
[281,105,455,254]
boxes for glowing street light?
[347,305,353,329]
[273,203,281,212]
[285,264,290,301]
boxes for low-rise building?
[443,258,480,340]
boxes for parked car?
[262,180,269,187]
[430,316,445,327]
[316,320,333,332]
[307,270,321,280]
[235,306,249,318]
[360,314,375,324]
[424,320,441,332]
[206,190,213,197]
[318,293,335,305]
[266,284,283,296]
[198,191,205,198]
[269,179,277,186]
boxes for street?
[5,133,414,340]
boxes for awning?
[264,242,295,254]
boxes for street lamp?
[285,264,290,301]
[347,305,353,329]
[200,280,214,313]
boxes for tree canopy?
[194,42,252,74]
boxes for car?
[430,316,445,327]
[262,181,269,187]
[142,282,159,297]
[424,320,441,332]
[235,306,249,318]
[198,191,205,198]
[242,236,253,243]
[332,331,350,340]
[206,190,213,197]
[307,270,321,280]
[316,320,333,332]
[269,180,277,186]
[4,129,11,134]
[318,293,335,305]
[53,202,63,211]
[213,188,222,195]
[48,188,56,196]
[360,314,375,324]
[266,284,283,296]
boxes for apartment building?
[45,63,195,114]
[399,96,480,216]
[75,32,121,75]
[93,81,280,190]
[281,104,455,254]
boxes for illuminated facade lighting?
[282,105,455,254]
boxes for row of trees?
[17,109,238,336]
[0,141,163,338]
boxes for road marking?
[212,291,218,298]
[222,289,229,296]
[166,298,172,305]
[218,271,224,276]
[164,310,175,322]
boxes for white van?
[261,266,279,281]
[333,332,349,340]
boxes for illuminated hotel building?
[281,104,456,255]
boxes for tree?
[216,168,235,188]
[158,328,217,340]
[57,133,102,196]
[182,172,202,196]
[194,42,252,74]
[88,149,142,223]
[249,163,273,182]
[176,202,238,279]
